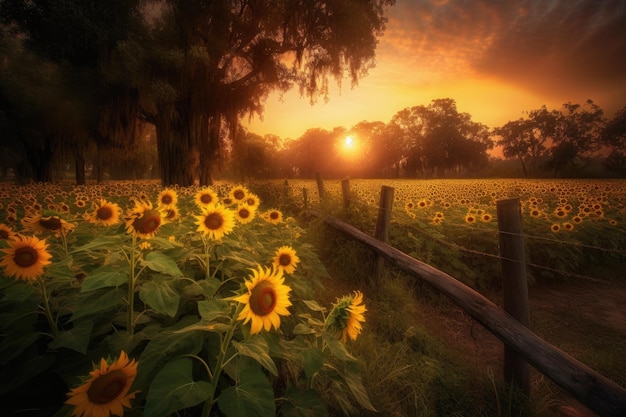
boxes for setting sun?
[344,136,354,148]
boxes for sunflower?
[21,211,75,237]
[194,204,236,241]
[243,193,261,210]
[194,187,218,209]
[163,206,179,223]
[228,185,249,203]
[85,199,122,227]
[326,291,366,343]
[124,200,163,239]
[65,350,139,417]
[233,266,292,335]
[481,213,493,223]
[234,204,256,225]
[464,213,476,224]
[272,245,300,275]
[0,234,52,282]
[550,224,561,233]
[157,188,178,209]
[262,209,283,225]
[0,223,16,240]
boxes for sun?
[344,135,354,148]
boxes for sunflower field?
[0,181,373,417]
[295,178,625,290]
[1,178,625,417]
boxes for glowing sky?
[246,0,626,140]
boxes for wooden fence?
[310,177,626,417]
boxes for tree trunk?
[154,109,196,187]
[518,156,528,177]
[23,133,55,183]
[72,142,86,185]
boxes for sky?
[245,0,626,140]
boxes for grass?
[308,221,557,417]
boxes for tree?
[346,120,386,177]
[601,106,626,175]
[390,99,493,178]
[494,106,557,178]
[547,100,604,176]
[132,0,394,186]
[0,0,144,184]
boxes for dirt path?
[418,279,626,417]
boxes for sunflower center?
[238,208,250,219]
[14,246,38,268]
[87,370,128,405]
[269,212,279,220]
[200,194,213,204]
[250,281,277,316]
[246,198,255,206]
[204,213,224,230]
[166,209,176,220]
[133,210,161,234]
[39,217,62,230]
[161,195,173,205]
[97,206,113,221]
[0,229,8,239]
[278,254,292,267]
[233,190,245,200]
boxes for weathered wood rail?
[307,178,626,417]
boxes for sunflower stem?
[201,303,243,417]
[127,234,137,336]
[202,236,212,280]
[38,276,58,338]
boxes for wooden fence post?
[315,172,325,202]
[302,187,308,210]
[341,178,351,209]
[373,185,394,285]
[497,197,531,397]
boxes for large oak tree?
[130,0,394,186]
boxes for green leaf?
[183,277,221,299]
[302,299,327,312]
[48,320,93,354]
[218,368,275,417]
[142,251,183,277]
[144,357,212,417]
[300,348,324,381]
[134,319,203,391]
[198,298,231,322]
[280,387,329,417]
[81,265,128,292]
[139,276,180,317]
[292,322,316,335]
[0,281,34,302]
[71,287,125,321]
[70,236,122,253]
[232,336,278,376]
[322,332,357,362]
[342,362,377,412]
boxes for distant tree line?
[224,98,626,180]
[1,1,624,184]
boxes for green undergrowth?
[306,219,553,417]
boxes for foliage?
[0,181,374,416]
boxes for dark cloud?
[384,0,626,115]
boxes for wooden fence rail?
[310,179,626,417]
